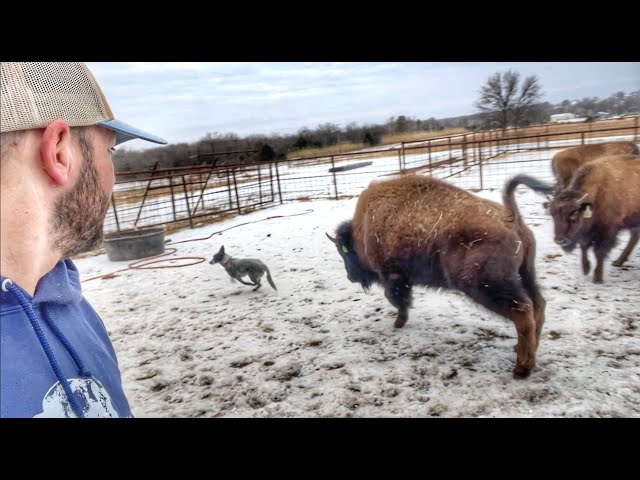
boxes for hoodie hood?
[1,259,131,418]
[1,259,83,309]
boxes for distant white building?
[549,113,577,123]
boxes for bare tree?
[474,70,543,130]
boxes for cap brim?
[98,119,167,146]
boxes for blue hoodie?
[1,259,132,418]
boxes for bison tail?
[503,174,555,223]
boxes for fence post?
[330,156,339,199]
[448,137,453,174]
[428,141,432,175]
[397,146,403,172]
[462,134,467,167]
[133,160,159,227]
[489,130,493,157]
[231,167,242,215]
[269,162,275,202]
[581,131,585,145]
[226,168,233,210]
[192,168,213,215]
[274,160,283,204]
[545,125,549,149]
[111,193,120,233]
[478,141,483,191]
[257,164,263,205]
[169,171,177,221]
[635,116,639,142]
[181,175,194,228]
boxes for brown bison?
[327,174,553,378]
[551,141,639,190]
[549,154,640,283]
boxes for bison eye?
[341,245,349,254]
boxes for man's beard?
[50,132,110,258]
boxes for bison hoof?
[394,313,408,328]
[582,264,591,275]
[512,366,531,379]
[612,259,624,267]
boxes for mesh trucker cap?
[0,62,167,146]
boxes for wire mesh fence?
[105,116,639,234]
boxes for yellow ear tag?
[341,245,349,254]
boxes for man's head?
[49,125,115,257]
[1,62,167,146]
[1,62,167,257]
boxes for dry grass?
[381,128,468,145]
[287,142,368,160]
[285,129,470,162]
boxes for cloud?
[87,62,640,150]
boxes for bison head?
[549,191,594,251]
[326,221,378,290]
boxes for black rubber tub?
[103,228,165,262]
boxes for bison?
[548,154,640,283]
[327,174,553,378]
[551,141,639,191]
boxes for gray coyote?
[210,246,277,291]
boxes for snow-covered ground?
[75,152,640,418]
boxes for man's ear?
[40,119,75,186]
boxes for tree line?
[113,74,640,174]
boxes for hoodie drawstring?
[42,306,93,378]
[5,281,86,418]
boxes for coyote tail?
[265,267,277,291]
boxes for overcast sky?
[86,62,640,151]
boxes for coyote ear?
[219,245,225,253]
[325,232,337,244]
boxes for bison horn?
[575,193,589,204]
[325,232,337,244]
